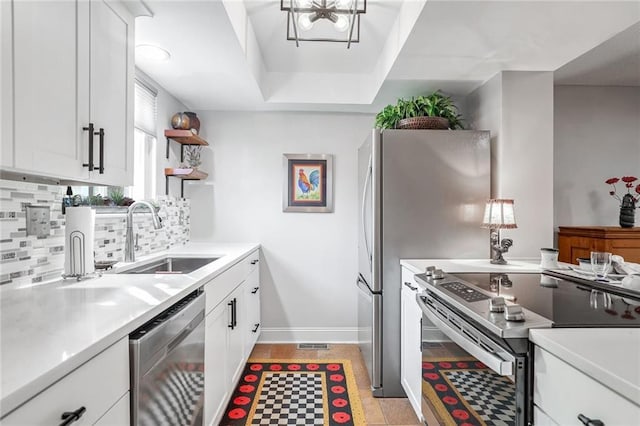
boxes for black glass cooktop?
[450,273,640,327]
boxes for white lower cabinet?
[204,249,260,426]
[534,345,640,425]
[1,338,129,425]
[94,392,130,426]
[400,266,423,422]
[244,266,261,355]
[204,296,232,425]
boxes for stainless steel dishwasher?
[130,289,205,426]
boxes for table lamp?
[481,199,518,264]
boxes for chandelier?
[280,0,367,48]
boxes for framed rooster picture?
[283,154,334,213]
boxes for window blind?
[134,79,157,137]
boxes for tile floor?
[248,344,426,425]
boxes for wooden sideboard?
[557,226,640,264]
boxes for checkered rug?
[422,358,516,426]
[220,360,365,425]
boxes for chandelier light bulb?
[334,15,350,32]
[298,13,314,31]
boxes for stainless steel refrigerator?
[356,129,490,397]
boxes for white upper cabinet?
[89,0,134,186]
[12,0,89,181]
[5,0,133,186]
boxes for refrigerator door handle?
[356,274,369,293]
[361,156,373,270]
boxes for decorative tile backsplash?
[0,179,190,287]
[93,198,191,262]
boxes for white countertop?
[0,242,259,417]
[401,258,543,276]
[530,328,640,406]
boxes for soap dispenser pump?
[62,186,73,214]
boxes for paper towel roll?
[64,207,95,276]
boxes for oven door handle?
[417,295,514,376]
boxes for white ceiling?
[134,0,640,112]
[554,21,640,86]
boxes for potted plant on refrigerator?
[374,91,464,130]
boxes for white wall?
[188,111,374,342]
[466,71,555,257]
[554,86,640,227]
[466,73,503,196]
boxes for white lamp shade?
[482,199,517,229]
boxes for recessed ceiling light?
[136,44,171,62]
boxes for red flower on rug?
[453,409,470,420]
[238,384,254,393]
[442,396,458,405]
[332,412,351,423]
[227,408,246,420]
[333,398,348,408]
[330,374,345,382]
[233,396,251,406]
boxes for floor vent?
[297,343,330,350]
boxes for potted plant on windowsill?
[374,91,464,130]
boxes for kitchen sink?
[118,257,219,274]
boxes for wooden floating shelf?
[164,168,208,180]
[164,129,209,146]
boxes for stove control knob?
[432,269,445,280]
[489,297,506,313]
[504,304,525,322]
[425,266,436,276]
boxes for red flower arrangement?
[605,176,640,204]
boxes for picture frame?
[282,154,334,213]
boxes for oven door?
[417,292,530,426]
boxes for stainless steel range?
[414,268,640,425]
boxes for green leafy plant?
[108,187,125,206]
[82,194,104,206]
[374,91,465,130]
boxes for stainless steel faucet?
[125,201,163,262]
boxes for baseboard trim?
[258,327,359,344]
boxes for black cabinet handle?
[404,282,417,291]
[251,287,259,294]
[252,323,260,333]
[95,128,105,174]
[578,414,605,426]
[82,123,95,171]
[228,298,237,329]
[228,300,234,329]
[250,259,259,265]
[233,298,237,328]
[59,406,86,426]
